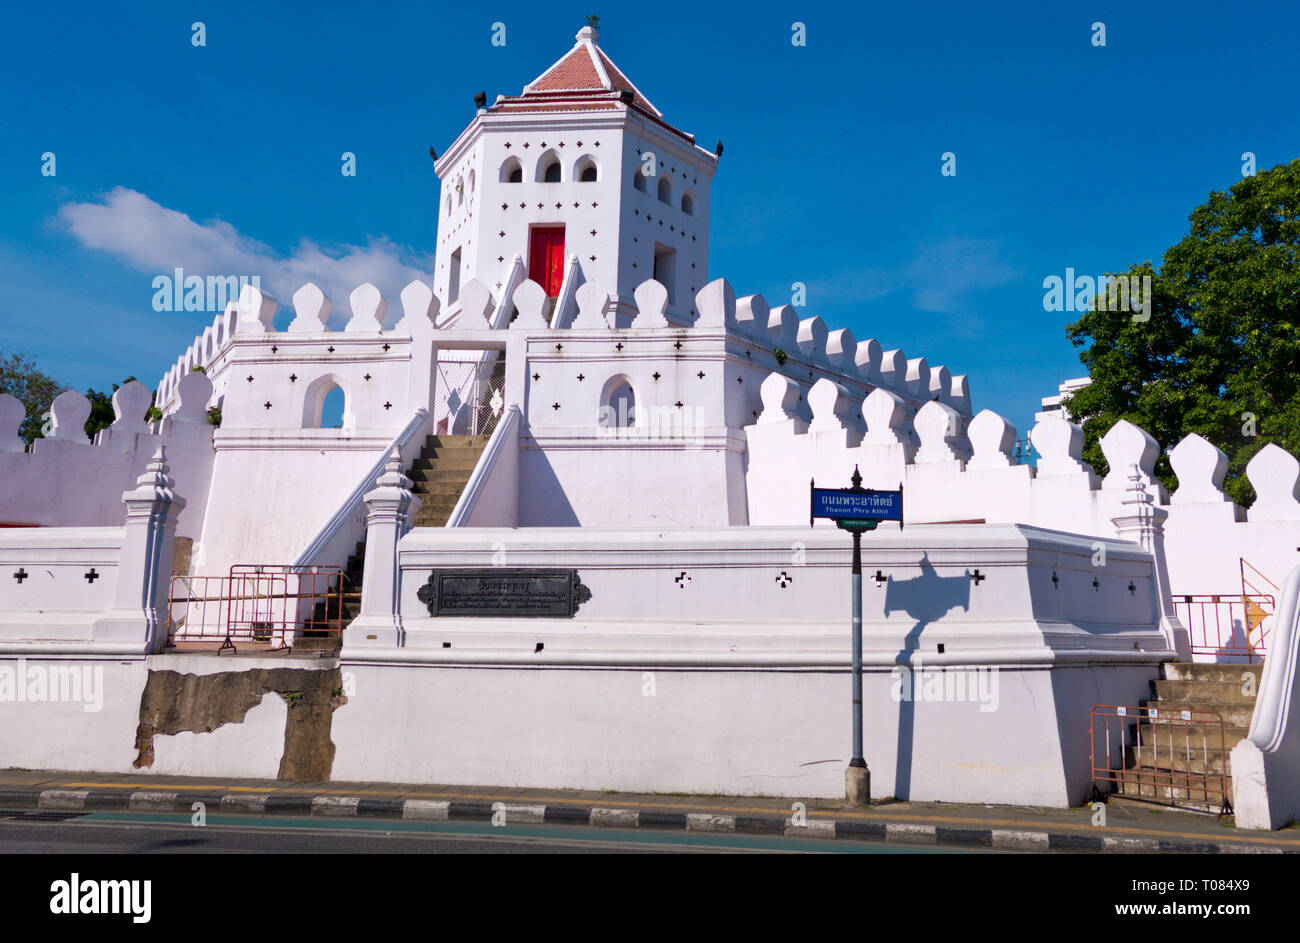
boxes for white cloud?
[802,236,1018,321]
[58,187,436,322]
[905,236,1018,314]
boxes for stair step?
[410,455,483,470]
[1130,748,1232,775]
[1139,699,1254,727]
[1114,778,1230,809]
[412,488,473,502]
[1162,662,1263,683]
[1135,721,1250,744]
[414,499,459,509]
[418,437,490,459]
[409,471,477,487]
[1152,680,1261,706]
[422,434,491,447]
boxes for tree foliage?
[84,377,138,440]
[1064,158,1300,505]
[0,349,148,445]
[0,349,63,445]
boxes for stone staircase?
[1111,662,1262,812]
[408,433,491,527]
[295,434,488,651]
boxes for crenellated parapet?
[153,272,973,442]
[136,271,981,542]
[0,376,216,539]
[745,392,1300,602]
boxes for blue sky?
[2,0,1298,437]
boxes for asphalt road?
[0,810,988,854]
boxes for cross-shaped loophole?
[674,572,691,588]
[775,571,793,588]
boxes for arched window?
[657,175,671,204]
[468,169,476,194]
[320,387,345,429]
[681,191,695,215]
[575,155,599,182]
[633,169,646,193]
[456,176,464,205]
[609,382,635,428]
[500,157,523,183]
[303,375,350,430]
[600,375,636,430]
[537,150,562,182]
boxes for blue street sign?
[810,486,903,524]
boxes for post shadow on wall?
[882,554,971,799]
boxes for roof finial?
[578,15,599,44]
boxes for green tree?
[0,349,152,445]
[1064,157,1300,506]
[0,349,63,445]
[83,377,138,440]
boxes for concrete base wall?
[0,658,148,772]
[328,661,1156,805]
[0,653,1156,808]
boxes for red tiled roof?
[593,47,656,115]
[530,46,606,93]
[517,33,666,124]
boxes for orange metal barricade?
[166,564,344,653]
[1173,594,1273,662]
[1089,705,1231,815]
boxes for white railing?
[1232,563,1300,828]
[292,407,429,568]
[1246,564,1300,751]
[445,404,521,527]
[549,255,583,328]
[491,256,525,329]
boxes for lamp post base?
[845,764,870,806]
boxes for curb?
[13,788,1291,853]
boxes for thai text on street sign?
[810,484,903,528]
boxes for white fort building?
[3,25,1300,828]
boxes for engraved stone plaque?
[417,568,591,618]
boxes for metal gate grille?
[435,353,505,437]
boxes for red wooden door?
[529,226,566,296]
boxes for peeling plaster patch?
[146,694,286,779]
[134,666,346,780]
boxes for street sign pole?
[850,525,865,785]
[810,466,904,806]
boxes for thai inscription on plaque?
[417,568,592,618]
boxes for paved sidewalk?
[0,768,1292,853]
